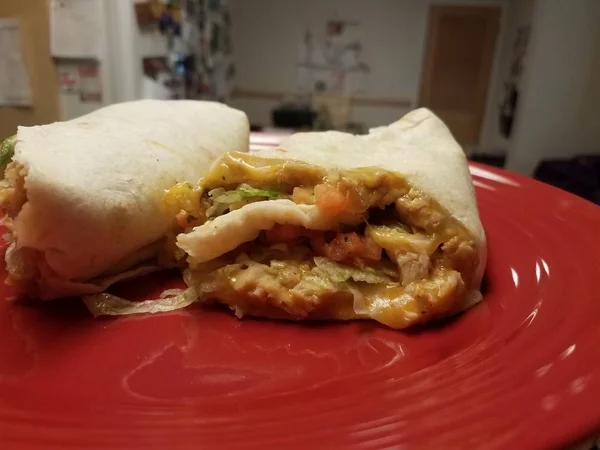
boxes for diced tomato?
[314,184,349,214]
[309,234,327,255]
[263,224,316,243]
[262,224,382,263]
[311,232,382,262]
[358,235,384,261]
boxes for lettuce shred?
[236,185,281,199]
[0,134,16,177]
[313,257,392,284]
[83,288,196,318]
[206,183,284,217]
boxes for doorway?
[419,5,501,146]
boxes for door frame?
[418,4,502,146]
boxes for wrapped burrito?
[0,99,249,300]
[167,108,486,329]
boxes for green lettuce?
[0,134,16,177]
[237,184,281,199]
[206,183,284,217]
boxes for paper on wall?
[57,64,79,93]
[50,0,104,58]
[0,18,32,107]
[77,62,102,103]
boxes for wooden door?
[419,5,500,146]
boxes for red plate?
[1,163,600,449]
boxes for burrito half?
[0,100,249,300]
[172,108,486,329]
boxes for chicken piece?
[392,251,431,286]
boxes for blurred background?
[0,0,599,203]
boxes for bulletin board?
[0,0,60,140]
[296,18,370,95]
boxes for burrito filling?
[0,128,29,287]
[167,152,481,329]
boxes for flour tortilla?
[7,99,249,299]
[262,108,484,246]
[178,108,486,289]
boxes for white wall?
[57,0,112,120]
[229,0,509,131]
[479,0,535,154]
[580,29,600,151]
[505,0,600,175]
[104,0,168,101]
[59,0,167,121]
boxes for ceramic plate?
[1,158,600,449]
